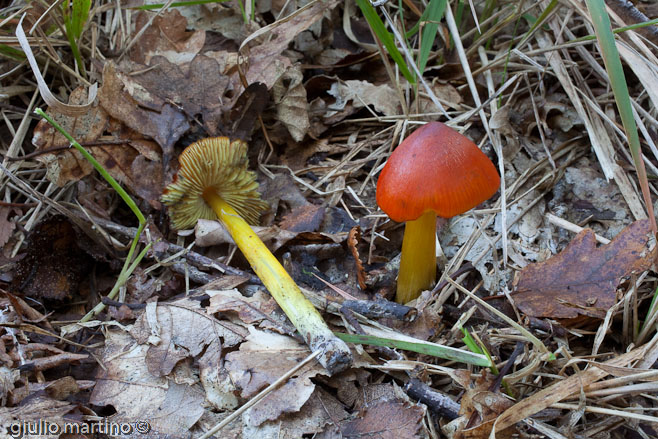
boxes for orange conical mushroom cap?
[376,122,500,223]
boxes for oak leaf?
[513,219,653,319]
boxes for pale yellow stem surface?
[396,210,437,303]
[202,189,351,374]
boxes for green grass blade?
[0,44,26,60]
[336,332,491,367]
[417,0,446,73]
[584,0,657,233]
[460,326,483,354]
[70,0,91,39]
[355,0,415,84]
[62,0,91,79]
[34,108,146,224]
[516,0,558,48]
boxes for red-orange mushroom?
[376,122,500,303]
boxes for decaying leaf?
[327,79,401,117]
[0,397,77,439]
[225,327,327,427]
[348,226,367,290]
[513,219,653,319]
[115,55,231,136]
[443,370,515,439]
[242,0,341,89]
[243,388,350,439]
[130,10,206,65]
[272,67,310,142]
[130,298,246,377]
[32,87,165,206]
[280,204,326,233]
[229,82,270,140]
[342,399,425,439]
[206,289,281,327]
[31,87,105,185]
[99,62,190,161]
[90,330,205,437]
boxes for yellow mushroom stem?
[396,210,437,303]
[202,189,352,374]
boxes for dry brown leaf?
[443,371,515,439]
[31,87,104,185]
[243,388,350,439]
[0,397,77,439]
[328,79,401,116]
[99,62,190,160]
[412,79,462,113]
[130,298,246,377]
[280,204,325,233]
[228,82,270,140]
[225,328,326,427]
[512,219,653,319]
[130,10,206,65]
[348,226,367,290]
[124,55,231,135]
[272,67,310,141]
[206,289,280,326]
[241,0,341,89]
[32,87,165,205]
[342,399,425,439]
[90,330,205,438]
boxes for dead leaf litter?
[1,1,658,438]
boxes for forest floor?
[1,0,658,438]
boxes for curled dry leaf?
[348,226,367,290]
[21,351,88,373]
[272,67,310,142]
[513,219,654,319]
[16,18,96,116]
[90,330,205,438]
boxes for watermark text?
[7,419,151,438]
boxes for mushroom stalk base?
[202,190,352,375]
[396,210,437,303]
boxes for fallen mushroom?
[162,137,352,374]
[376,122,500,303]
